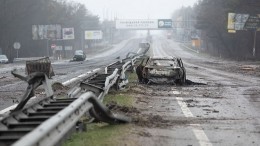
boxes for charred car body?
[136,56,186,85]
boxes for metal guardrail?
[13,91,130,146]
[12,92,94,146]
[117,57,138,89]
[104,68,119,90]
[0,57,137,146]
[62,68,101,87]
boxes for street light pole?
[81,29,84,50]
[253,30,257,57]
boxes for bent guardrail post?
[79,68,119,101]
[121,61,131,77]
[11,70,53,112]
[117,60,137,89]
[62,68,101,87]
[131,57,136,71]
[88,96,131,124]
[104,69,119,95]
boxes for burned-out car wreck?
[136,56,186,85]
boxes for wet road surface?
[119,36,260,146]
[0,38,141,110]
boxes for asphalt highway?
[127,36,260,146]
[0,38,141,110]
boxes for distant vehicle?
[136,56,186,85]
[0,55,9,64]
[73,50,86,61]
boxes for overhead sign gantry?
[116,19,173,30]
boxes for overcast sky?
[74,0,198,20]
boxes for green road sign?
[158,19,172,28]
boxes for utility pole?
[81,29,84,50]
[253,30,257,57]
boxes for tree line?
[0,0,100,61]
[172,0,260,59]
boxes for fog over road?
[0,36,259,145]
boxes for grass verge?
[64,123,130,146]
[63,72,137,146]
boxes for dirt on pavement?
[106,55,260,146]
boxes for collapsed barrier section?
[0,56,138,146]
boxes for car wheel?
[180,73,186,85]
[182,73,186,84]
[143,78,149,84]
[176,73,186,85]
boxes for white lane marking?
[172,91,181,95]
[192,124,213,146]
[0,104,18,115]
[176,97,193,117]
[137,48,142,54]
[176,96,213,146]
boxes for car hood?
[144,66,181,77]
[144,66,180,70]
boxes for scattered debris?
[138,131,152,137]
[0,76,6,80]
[106,101,140,114]
[184,99,198,103]
[240,65,257,71]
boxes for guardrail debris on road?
[0,55,140,146]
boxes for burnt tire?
[143,78,149,84]
[180,73,186,85]
[176,73,186,85]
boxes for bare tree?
[0,0,100,60]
